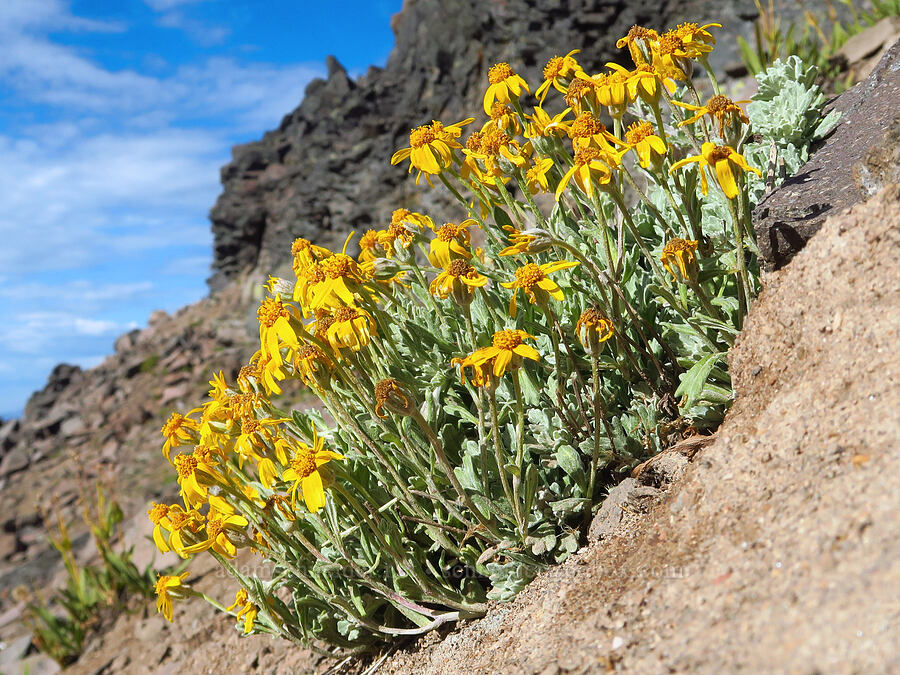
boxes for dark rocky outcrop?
[208,0,768,289]
[753,41,900,270]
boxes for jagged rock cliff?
[208,0,761,289]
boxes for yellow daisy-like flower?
[429,258,489,306]
[483,62,530,114]
[524,157,555,195]
[669,142,761,199]
[458,329,541,379]
[147,502,203,557]
[525,105,571,138]
[673,94,750,138]
[498,225,553,257]
[282,432,344,513]
[357,229,382,264]
[234,415,285,464]
[535,49,582,103]
[487,102,522,136]
[428,219,475,267]
[660,238,700,281]
[373,378,415,418]
[607,62,675,106]
[390,118,474,184]
[310,232,371,310]
[161,411,200,463]
[674,22,721,58]
[155,572,192,622]
[378,208,432,254]
[291,237,332,273]
[182,495,249,559]
[624,120,667,171]
[555,146,622,200]
[588,69,633,118]
[325,305,376,353]
[226,589,259,635]
[257,297,300,368]
[174,449,219,509]
[564,76,598,115]
[575,307,615,352]
[500,260,579,316]
[616,25,660,67]
[293,342,332,389]
[567,111,625,153]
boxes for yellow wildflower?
[616,25,660,66]
[483,62,529,114]
[607,62,675,105]
[525,157,555,194]
[310,232,369,310]
[161,411,200,463]
[391,118,474,184]
[624,121,667,171]
[291,237,331,273]
[226,589,259,635]
[526,105,571,138]
[500,260,579,315]
[373,378,415,418]
[379,208,432,254]
[148,502,203,558]
[498,225,553,256]
[568,111,625,152]
[673,94,750,138]
[564,76,598,114]
[182,495,249,559]
[669,142,761,199]
[155,572,192,622]
[555,146,622,200]
[257,297,300,368]
[488,102,522,135]
[429,259,488,306]
[174,449,218,509]
[660,238,700,281]
[535,49,582,102]
[575,308,615,351]
[458,329,540,379]
[293,342,332,388]
[282,431,344,513]
[325,305,376,352]
[428,219,474,267]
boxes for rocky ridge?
[208,0,770,289]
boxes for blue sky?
[0,0,401,419]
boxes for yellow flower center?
[565,78,593,106]
[175,454,198,479]
[436,223,463,242]
[663,238,698,257]
[658,31,683,56]
[490,102,512,120]
[297,344,323,361]
[303,263,325,283]
[514,263,545,289]
[238,365,257,381]
[706,95,731,114]
[314,311,335,338]
[333,306,359,323]
[708,145,733,163]
[148,503,169,524]
[291,238,310,255]
[257,298,289,328]
[320,254,354,279]
[409,125,435,148]
[573,146,603,166]
[447,259,473,277]
[359,230,378,251]
[492,329,525,351]
[466,131,484,151]
[161,412,185,436]
[570,112,604,138]
[479,126,509,156]
[206,517,225,539]
[290,452,317,479]
[488,62,515,84]
[543,55,566,80]
[391,208,411,224]
[626,121,654,144]
[169,510,192,530]
[241,418,260,435]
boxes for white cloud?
[157,11,230,46]
[143,0,212,11]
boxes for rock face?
[208,0,767,289]
[753,41,900,270]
